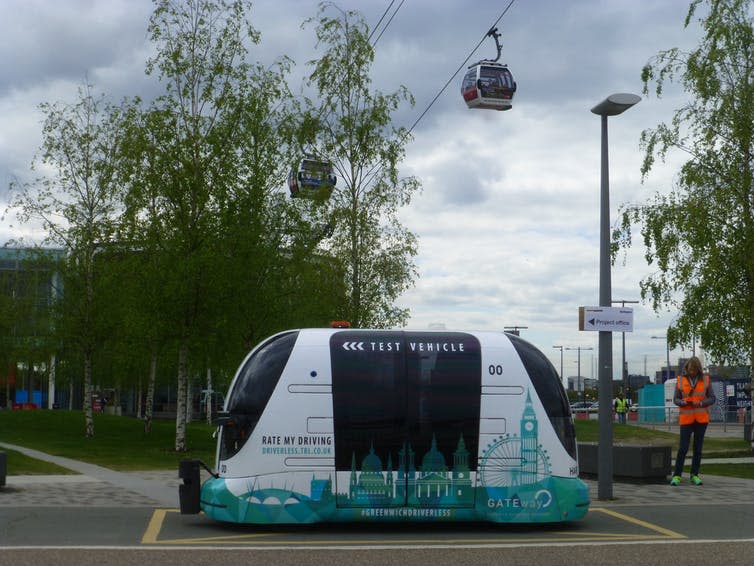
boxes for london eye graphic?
[479,433,551,488]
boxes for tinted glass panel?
[405,332,481,473]
[220,331,298,460]
[461,69,477,91]
[508,334,577,458]
[331,331,481,509]
[330,331,406,473]
[226,331,298,414]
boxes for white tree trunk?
[48,354,56,409]
[186,375,193,424]
[206,366,213,425]
[175,341,188,451]
[144,354,157,434]
[136,377,142,420]
[83,355,94,437]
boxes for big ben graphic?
[520,389,539,484]
[479,388,551,488]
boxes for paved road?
[2,544,753,566]
[2,437,753,564]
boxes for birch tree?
[10,85,124,437]
[125,0,295,451]
[303,4,420,328]
[616,0,754,447]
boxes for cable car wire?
[369,0,398,43]
[294,1,407,193]
[371,0,406,47]
[297,1,518,199]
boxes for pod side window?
[220,331,299,460]
[507,334,577,459]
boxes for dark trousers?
[673,421,708,477]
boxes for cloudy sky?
[0,0,706,383]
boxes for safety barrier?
[629,404,751,426]
[577,442,671,480]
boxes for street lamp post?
[553,345,564,387]
[504,326,528,336]
[652,334,672,383]
[612,299,639,395]
[566,346,593,401]
[591,93,640,501]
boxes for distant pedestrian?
[670,356,716,486]
[614,392,629,424]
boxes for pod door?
[405,332,481,508]
[331,331,407,509]
[331,332,481,510]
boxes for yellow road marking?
[142,508,686,545]
[590,507,686,539]
[141,509,169,544]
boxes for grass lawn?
[575,420,751,455]
[1,447,77,475]
[0,409,216,474]
[1,410,751,479]
[693,463,754,479]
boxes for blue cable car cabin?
[288,157,337,199]
[461,62,516,111]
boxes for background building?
[0,247,64,408]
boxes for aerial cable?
[369,0,398,43]
[371,0,406,47]
[296,0,407,189]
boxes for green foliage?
[118,0,354,448]
[3,1,419,449]
[616,0,754,373]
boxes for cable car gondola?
[461,27,516,111]
[287,156,337,200]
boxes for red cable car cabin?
[461,62,516,111]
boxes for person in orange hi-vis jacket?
[669,356,716,486]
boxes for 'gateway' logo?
[341,341,466,353]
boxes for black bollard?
[178,459,201,514]
[0,451,6,487]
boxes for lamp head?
[591,93,641,116]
